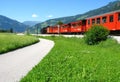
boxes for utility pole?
[57,25,60,35]
[37,26,39,36]
[57,21,63,35]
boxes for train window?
[72,24,76,28]
[109,15,113,22]
[92,19,95,24]
[71,25,74,28]
[118,13,120,21]
[88,20,90,25]
[78,22,81,26]
[102,16,107,23]
[97,18,100,24]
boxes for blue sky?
[0,0,116,22]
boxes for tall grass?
[0,33,39,54]
[21,36,120,82]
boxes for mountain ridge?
[0,15,29,32]
[23,21,41,27]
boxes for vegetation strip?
[0,33,39,54]
[21,36,120,82]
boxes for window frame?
[102,16,107,23]
[88,19,90,25]
[77,22,81,26]
[72,24,76,28]
[92,19,95,24]
[109,15,114,22]
[118,13,120,21]
[96,18,100,24]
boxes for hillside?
[0,15,29,32]
[30,0,120,33]
[23,21,41,27]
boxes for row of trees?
[0,28,13,33]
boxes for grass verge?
[0,33,39,54]
[21,36,120,82]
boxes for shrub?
[84,25,110,45]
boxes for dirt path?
[0,38,54,82]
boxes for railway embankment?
[38,34,120,43]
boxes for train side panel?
[52,26,58,34]
[46,26,53,34]
[70,21,83,33]
[102,13,116,31]
[60,24,71,34]
[86,12,117,31]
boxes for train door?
[82,20,87,33]
[67,23,71,34]
[116,12,120,30]
[107,14,116,31]
[46,27,49,34]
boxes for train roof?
[61,24,69,26]
[86,9,120,19]
[70,20,82,24]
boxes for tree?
[57,21,63,25]
[25,28,30,35]
[10,28,13,33]
[84,25,110,45]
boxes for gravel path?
[111,36,120,43]
[0,38,54,82]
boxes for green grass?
[0,33,39,54]
[21,36,120,82]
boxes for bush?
[84,25,110,45]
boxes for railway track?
[36,34,120,43]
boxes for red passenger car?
[46,26,53,34]
[70,21,83,33]
[70,20,86,33]
[60,24,71,34]
[52,26,59,34]
[86,10,120,31]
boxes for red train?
[45,10,120,34]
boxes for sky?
[0,0,116,22]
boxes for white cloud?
[32,14,38,18]
[47,15,53,18]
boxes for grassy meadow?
[0,33,39,54]
[21,36,120,82]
